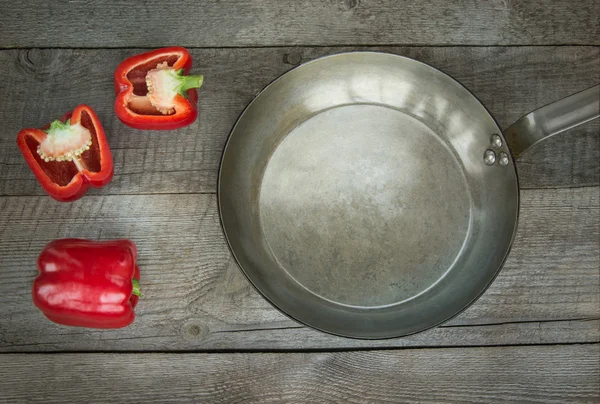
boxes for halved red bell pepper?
[33,239,141,329]
[16,105,114,202]
[114,47,204,130]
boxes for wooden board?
[1,345,598,403]
[0,46,598,197]
[1,1,599,48]
[0,2,598,401]
[0,186,597,351]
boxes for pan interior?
[259,104,471,307]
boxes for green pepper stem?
[46,119,71,133]
[178,74,204,93]
[132,279,141,298]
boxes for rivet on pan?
[498,152,509,166]
[484,149,496,166]
[491,134,502,148]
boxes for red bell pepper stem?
[178,74,204,93]
[132,279,141,297]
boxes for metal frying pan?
[218,52,599,339]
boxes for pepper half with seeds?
[114,47,204,130]
[16,105,114,202]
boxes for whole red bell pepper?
[16,105,114,202]
[32,239,141,329]
[114,47,204,130]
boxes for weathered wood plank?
[0,187,597,351]
[1,345,598,403]
[1,0,599,48]
[0,47,597,196]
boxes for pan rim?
[217,50,521,339]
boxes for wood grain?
[0,3,598,401]
[1,345,598,403]
[0,46,598,197]
[1,0,599,48]
[0,187,597,351]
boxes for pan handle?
[503,84,599,159]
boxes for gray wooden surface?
[1,0,599,47]
[1,345,598,403]
[0,0,599,402]
[0,187,598,350]
[0,47,598,196]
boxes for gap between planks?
[3,44,600,51]
[1,341,598,356]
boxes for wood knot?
[18,49,76,78]
[342,0,359,10]
[283,52,302,66]
[182,320,208,342]
[188,325,201,335]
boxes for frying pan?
[218,52,599,339]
